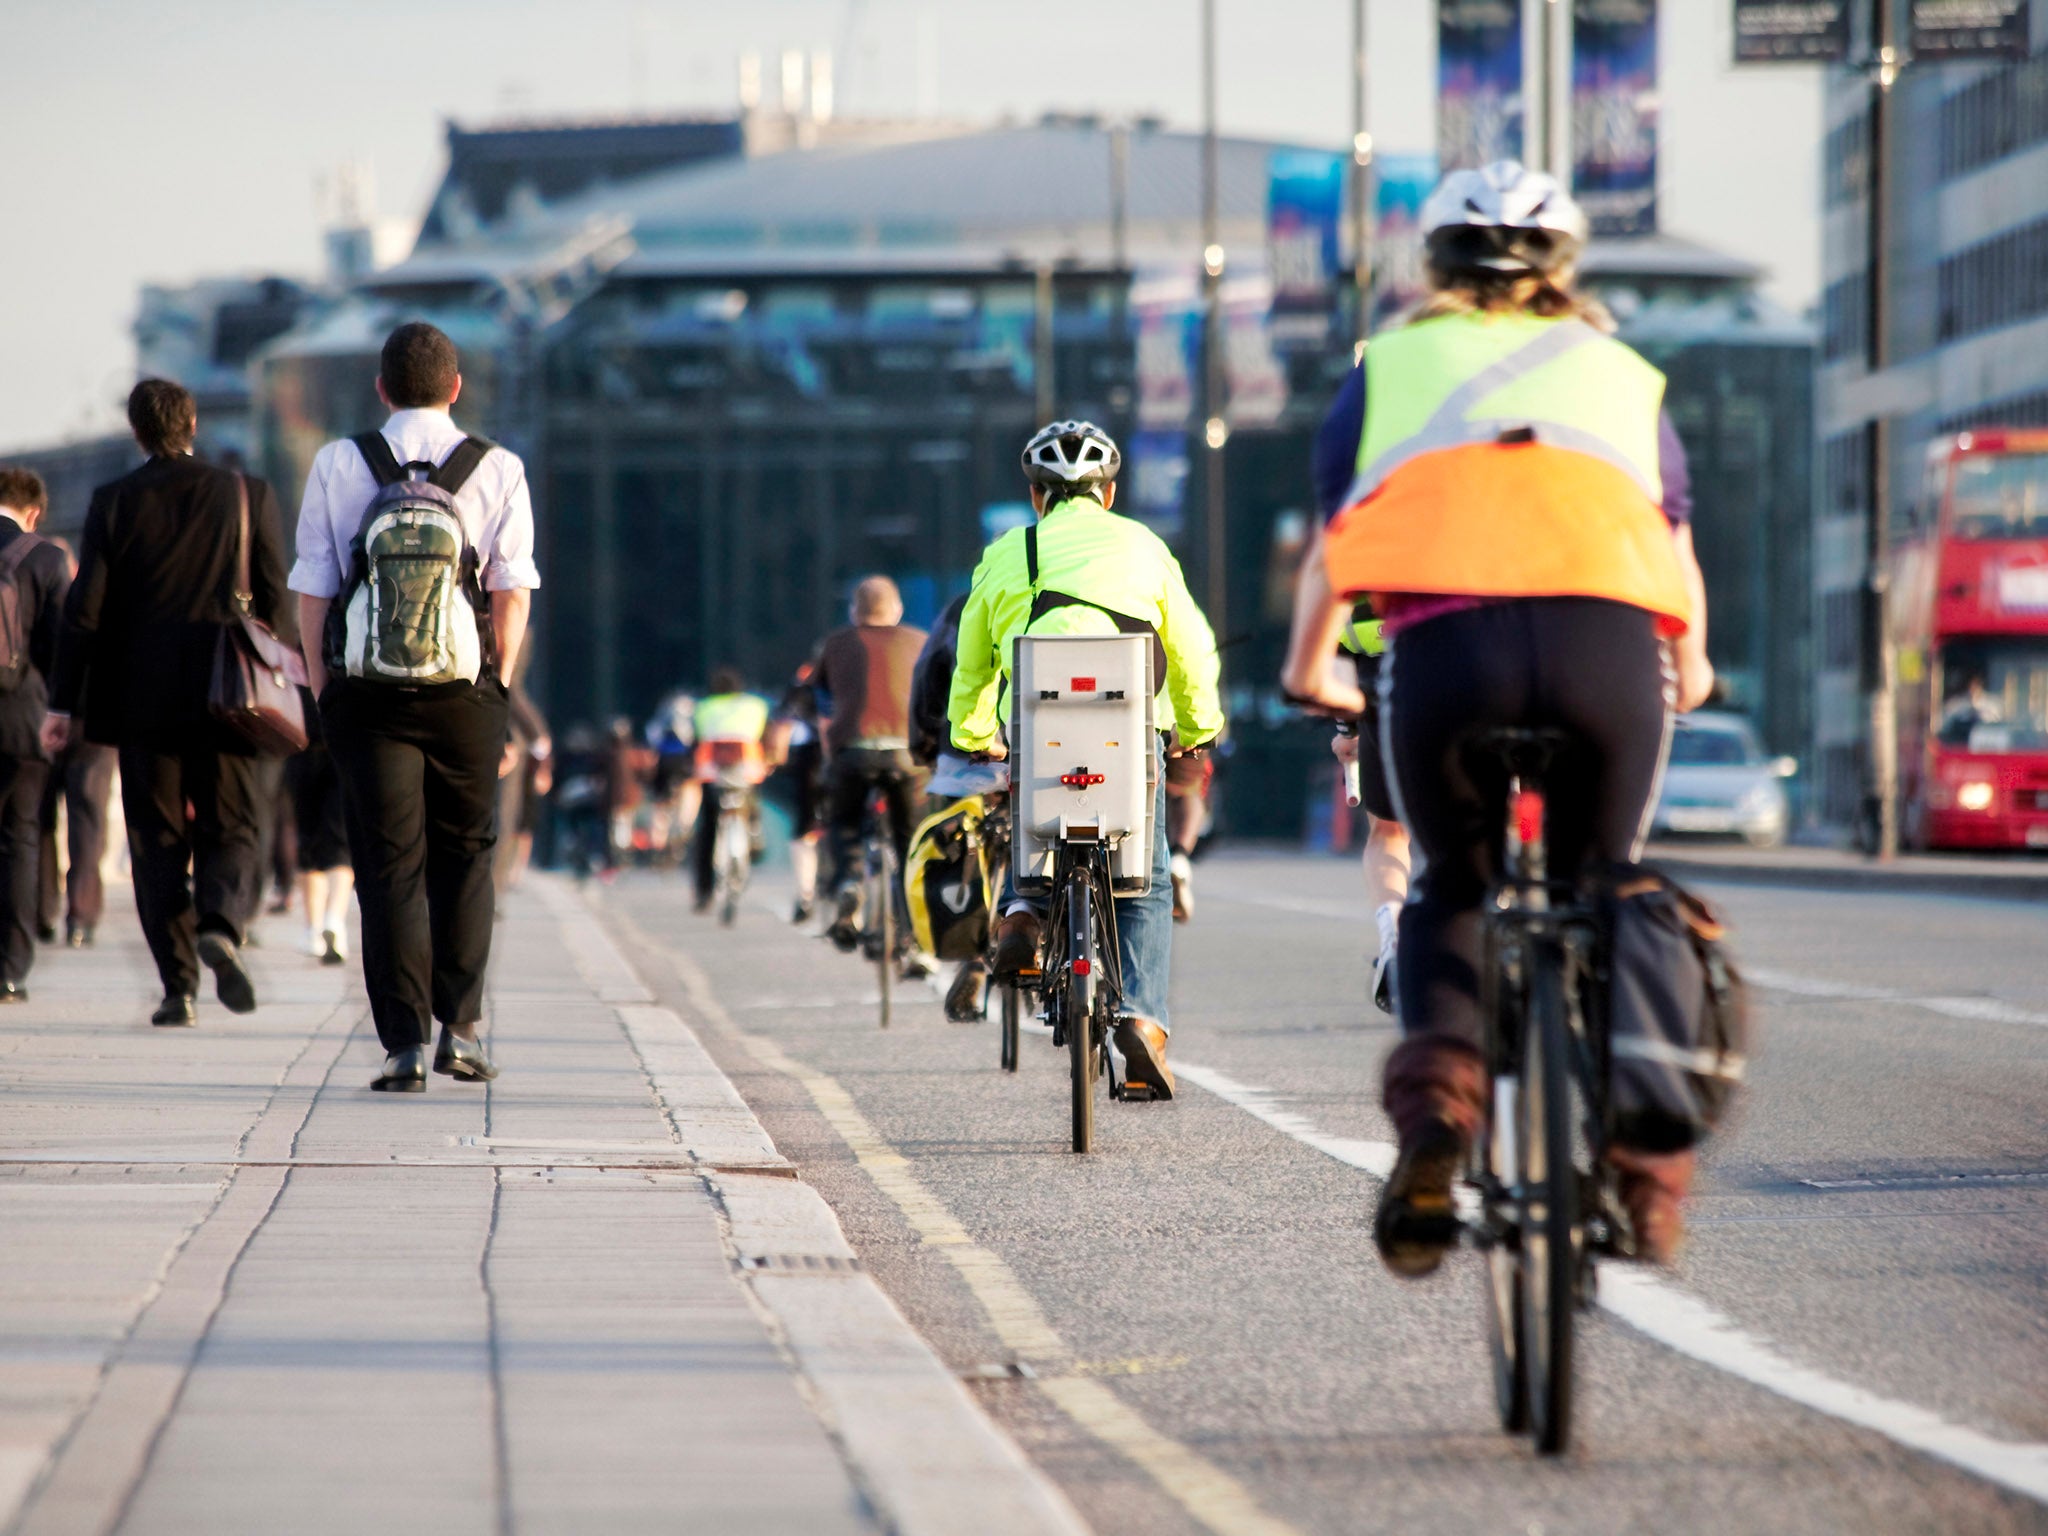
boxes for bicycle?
[708,776,755,927]
[970,790,1034,1072]
[1466,727,1623,1457]
[854,784,899,1029]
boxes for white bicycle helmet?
[1421,160,1589,277]
[1021,419,1121,496]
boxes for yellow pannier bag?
[905,796,996,961]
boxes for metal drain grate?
[737,1253,863,1275]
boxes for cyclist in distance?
[1281,162,1714,1275]
[689,667,771,914]
[767,661,824,923]
[813,577,929,967]
[949,420,1224,1098]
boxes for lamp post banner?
[1438,0,1525,171]
[1909,0,2031,58]
[1267,150,1345,318]
[1732,0,1850,61]
[1572,0,1659,237]
[1372,153,1439,329]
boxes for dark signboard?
[1910,0,2032,57]
[1573,0,1659,236]
[1733,0,1850,61]
[1440,0,1525,171]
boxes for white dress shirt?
[288,407,541,599]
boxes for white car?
[1652,712,1796,848]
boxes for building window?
[1822,272,1869,361]
[1938,389,2048,433]
[1823,428,1871,515]
[1824,109,1869,208]
[1940,46,2048,181]
[1936,217,2048,342]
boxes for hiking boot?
[1112,1014,1175,1099]
[826,889,862,952]
[1607,1145,1696,1266]
[1373,1119,1466,1279]
[1169,851,1194,923]
[945,958,990,1022]
[990,911,1042,978]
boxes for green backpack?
[326,432,495,685]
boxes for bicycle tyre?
[875,840,894,1030]
[999,981,1020,1072]
[1520,944,1578,1456]
[1065,868,1095,1153]
[1484,1077,1530,1433]
[718,810,747,926]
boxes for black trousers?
[322,680,508,1053]
[691,784,757,900]
[37,742,115,931]
[823,748,920,898]
[1382,598,1673,1050]
[120,739,267,997]
[0,755,51,984]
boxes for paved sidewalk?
[0,879,1083,1536]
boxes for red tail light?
[1513,789,1544,846]
[1072,958,1091,975]
[1060,772,1106,787]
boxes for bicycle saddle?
[1471,727,1575,777]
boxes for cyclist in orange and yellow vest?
[1282,162,1714,1278]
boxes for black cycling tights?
[1381,597,1673,1050]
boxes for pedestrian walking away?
[0,468,73,1001]
[46,381,297,1026]
[291,321,538,1093]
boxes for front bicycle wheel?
[999,980,1020,1072]
[1064,869,1096,1153]
[1519,944,1578,1455]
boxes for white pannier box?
[1010,634,1155,897]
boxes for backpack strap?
[352,431,406,487]
[430,436,494,495]
[0,530,43,580]
[1024,523,1039,590]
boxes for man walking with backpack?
[291,323,538,1092]
[0,469,72,1001]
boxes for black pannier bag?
[1596,865,1751,1151]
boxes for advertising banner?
[1572,0,1659,237]
[1910,0,2031,58]
[1732,0,1850,62]
[1267,150,1346,317]
[1372,153,1439,328]
[1439,0,1525,171]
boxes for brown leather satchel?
[208,474,308,754]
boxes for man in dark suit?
[0,469,72,1001]
[45,380,297,1026]
[32,536,116,950]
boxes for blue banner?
[1572,0,1658,237]
[1372,153,1440,327]
[1438,0,1525,172]
[1267,150,1346,314]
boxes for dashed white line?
[1174,1059,2048,1508]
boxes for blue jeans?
[1006,745,1175,1027]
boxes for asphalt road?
[602,852,2048,1536]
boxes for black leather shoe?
[66,924,92,948]
[0,982,27,1004]
[151,994,197,1027]
[370,1048,428,1092]
[34,923,57,944]
[196,931,257,1014]
[434,1028,498,1082]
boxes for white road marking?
[1174,1059,2048,1508]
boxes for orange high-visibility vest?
[1323,313,1693,633]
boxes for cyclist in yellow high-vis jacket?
[948,421,1224,1098]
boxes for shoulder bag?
[209,474,309,754]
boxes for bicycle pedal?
[1112,1082,1157,1103]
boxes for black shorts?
[784,742,824,837]
[1351,652,1397,823]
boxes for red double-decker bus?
[1892,429,2048,851]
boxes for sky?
[0,0,1820,455]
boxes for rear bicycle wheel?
[718,810,747,926]
[999,980,1020,1072]
[1064,870,1096,1153]
[1484,1075,1529,1433]
[1519,945,1578,1455]
[874,838,894,1030]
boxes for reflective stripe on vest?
[1346,315,1665,508]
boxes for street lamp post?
[1200,0,1227,635]
[1351,0,1373,344]
[1862,0,1900,859]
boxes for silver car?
[1652,712,1796,848]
